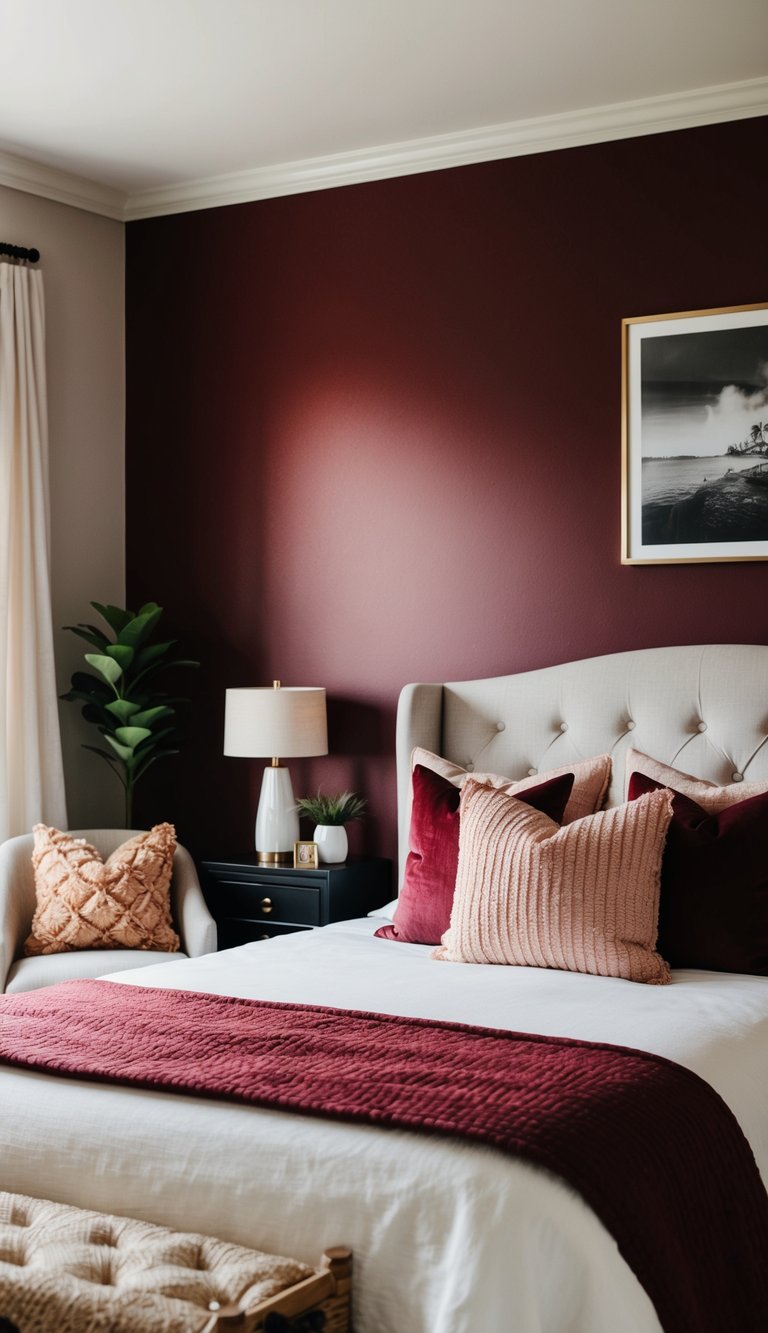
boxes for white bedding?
[2,920,767,1333]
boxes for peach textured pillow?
[436,780,673,984]
[413,747,611,825]
[24,824,180,956]
[626,748,768,811]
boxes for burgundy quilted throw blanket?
[1,980,766,1333]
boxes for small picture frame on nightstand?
[294,840,319,870]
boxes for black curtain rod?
[0,242,40,263]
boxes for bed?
[1,643,768,1333]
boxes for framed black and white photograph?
[622,302,768,564]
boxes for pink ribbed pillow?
[626,748,768,811]
[436,780,673,984]
[413,747,610,825]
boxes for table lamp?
[224,682,328,864]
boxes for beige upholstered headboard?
[396,645,768,885]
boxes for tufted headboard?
[395,645,768,885]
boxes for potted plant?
[60,600,199,824]
[296,791,366,864]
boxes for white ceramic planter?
[314,824,348,864]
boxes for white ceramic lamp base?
[255,765,299,865]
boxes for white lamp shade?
[224,686,328,759]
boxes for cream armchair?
[0,829,217,994]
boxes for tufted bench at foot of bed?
[0,1192,352,1332]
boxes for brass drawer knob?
[260,897,273,914]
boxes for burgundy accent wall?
[126,117,768,867]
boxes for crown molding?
[2,75,766,224]
[123,74,768,221]
[0,148,125,220]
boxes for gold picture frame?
[621,301,768,564]
[294,840,319,870]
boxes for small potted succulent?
[296,791,366,864]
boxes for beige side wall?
[1,187,125,827]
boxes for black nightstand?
[200,856,393,949]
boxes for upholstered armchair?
[0,829,217,994]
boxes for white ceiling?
[0,0,766,220]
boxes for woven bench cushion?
[0,1192,312,1332]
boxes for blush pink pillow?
[413,747,611,825]
[625,748,768,811]
[436,780,673,984]
[375,765,574,945]
[25,824,180,956]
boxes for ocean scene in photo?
[642,453,761,508]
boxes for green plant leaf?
[63,624,111,650]
[105,735,135,762]
[106,643,135,670]
[117,606,164,649]
[82,744,118,761]
[132,641,176,672]
[60,687,95,705]
[91,602,135,634]
[143,658,199,676]
[129,705,174,728]
[68,670,113,697]
[114,726,153,749]
[84,653,123,686]
[132,749,179,781]
[132,728,175,758]
[82,703,112,725]
[296,791,367,825]
[105,699,141,724]
[131,659,199,691]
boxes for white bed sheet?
[2,921,767,1333]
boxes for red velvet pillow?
[375,764,574,945]
[629,771,768,975]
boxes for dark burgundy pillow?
[375,764,574,946]
[629,771,768,974]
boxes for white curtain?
[0,261,67,840]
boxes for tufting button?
[560,722,568,732]
[90,1225,116,1247]
[465,761,474,772]
[496,721,506,732]
[732,773,743,782]
[697,722,707,732]
[626,720,636,731]
[527,768,537,777]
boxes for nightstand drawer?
[218,919,312,949]
[214,879,321,926]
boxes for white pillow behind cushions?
[625,747,768,810]
[412,747,611,825]
[436,780,673,984]
[367,900,398,920]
